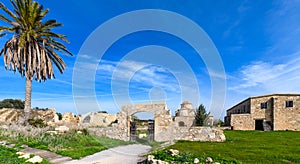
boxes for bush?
[27,118,47,128]
[0,99,24,109]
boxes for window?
[179,121,185,127]
[261,102,268,109]
[286,101,293,108]
[247,104,250,113]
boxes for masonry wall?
[227,94,300,131]
[230,114,253,130]
[273,95,300,130]
[249,96,273,122]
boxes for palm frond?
[0,0,73,82]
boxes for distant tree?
[97,111,108,113]
[213,119,224,127]
[56,112,62,120]
[0,99,24,109]
[195,104,210,126]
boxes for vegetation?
[195,104,210,126]
[0,145,51,164]
[56,112,63,120]
[0,126,129,159]
[151,150,238,164]
[152,130,300,163]
[27,118,47,128]
[0,0,73,121]
[0,99,24,109]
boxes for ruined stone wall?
[61,112,80,125]
[178,127,226,142]
[0,108,23,122]
[81,112,116,127]
[89,101,226,142]
[0,108,56,124]
[273,95,300,130]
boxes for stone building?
[174,101,195,127]
[224,94,300,131]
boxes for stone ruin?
[0,108,56,124]
[80,112,117,127]
[89,101,226,142]
[0,101,225,142]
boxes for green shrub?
[27,118,47,128]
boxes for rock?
[148,155,155,161]
[7,144,16,148]
[26,155,43,163]
[167,149,179,156]
[206,157,213,163]
[55,126,69,133]
[194,157,199,163]
[77,131,83,134]
[18,153,31,159]
[0,140,7,146]
[156,160,168,164]
[16,152,25,156]
[0,125,9,129]
[219,133,226,142]
[46,131,58,135]
[138,133,147,138]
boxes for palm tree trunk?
[24,78,32,121]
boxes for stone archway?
[117,102,173,141]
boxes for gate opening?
[130,112,155,143]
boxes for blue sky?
[1,0,300,120]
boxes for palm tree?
[0,0,73,121]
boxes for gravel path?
[64,144,151,164]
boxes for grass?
[0,128,130,159]
[157,130,300,163]
[0,145,51,164]
[24,133,129,159]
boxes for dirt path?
[65,144,151,164]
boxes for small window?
[286,101,293,108]
[261,102,268,109]
[179,121,185,127]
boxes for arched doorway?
[130,112,155,143]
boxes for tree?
[0,99,24,109]
[195,104,210,126]
[0,0,72,121]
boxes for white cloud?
[97,59,180,92]
[229,55,300,94]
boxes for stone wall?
[273,95,300,130]
[178,127,226,142]
[80,112,116,127]
[230,114,253,130]
[61,112,80,125]
[226,94,300,131]
[0,108,56,124]
[89,101,226,142]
